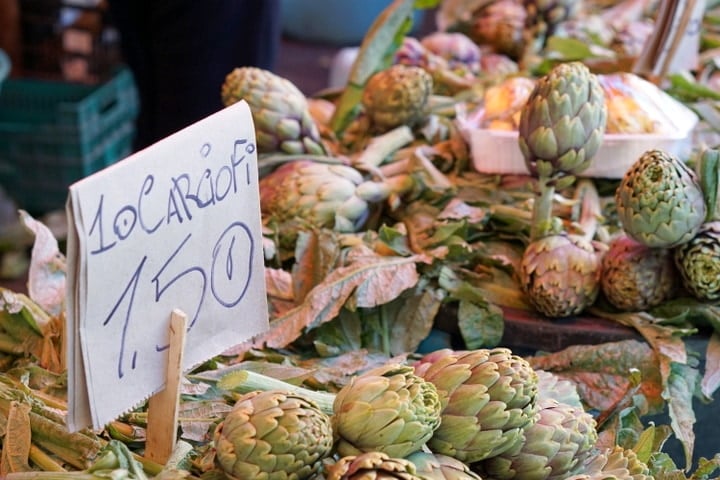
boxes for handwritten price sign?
[65,101,268,431]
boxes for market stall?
[1,0,720,478]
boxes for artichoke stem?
[353,125,414,169]
[530,179,556,241]
[224,370,336,415]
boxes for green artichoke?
[221,67,326,155]
[325,452,423,480]
[518,61,607,179]
[259,160,414,234]
[332,363,442,459]
[213,390,333,480]
[674,221,720,301]
[362,64,433,133]
[479,399,598,480]
[565,446,653,480]
[615,149,706,248]
[413,348,539,464]
[520,233,603,318]
[405,451,483,480]
[600,233,679,311]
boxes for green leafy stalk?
[697,148,720,221]
[217,369,336,415]
[330,0,416,134]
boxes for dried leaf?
[663,361,698,471]
[389,287,443,355]
[292,230,342,302]
[528,340,664,412]
[701,331,720,399]
[247,254,422,351]
[19,210,66,317]
[0,400,31,475]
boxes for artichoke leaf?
[245,252,423,352]
[701,331,720,399]
[330,0,417,134]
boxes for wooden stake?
[144,309,188,464]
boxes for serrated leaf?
[244,252,422,352]
[528,340,664,413]
[457,299,504,349]
[664,361,698,471]
[701,331,720,399]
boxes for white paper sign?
[65,101,269,431]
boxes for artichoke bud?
[674,221,720,301]
[414,348,539,463]
[405,451,483,480]
[325,452,423,480]
[479,399,598,480]
[518,62,606,179]
[213,390,334,480]
[362,65,433,133]
[615,149,706,248]
[566,445,653,480]
[221,67,327,155]
[260,160,371,233]
[601,233,678,311]
[331,363,442,458]
[520,233,602,318]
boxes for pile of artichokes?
[209,347,648,480]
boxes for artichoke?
[518,61,607,179]
[600,233,679,311]
[478,399,598,480]
[213,390,333,480]
[420,32,482,73]
[523,0,582,52]
[325,452,422,480]
[520,233,603,318]
[405,451,483,480]
[362,64,433,133]
[332,363,442,458]
[259,160,414,233]
[674,221,720,301]
[413,348,539,464]
[221,66,326,155]
[565,446,653,480]
[615,149,706,248]
[468,0,528,59]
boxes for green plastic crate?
[0,67,138,214]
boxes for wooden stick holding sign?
[145,309,188,463]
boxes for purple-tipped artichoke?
[518,61,607,179]
[565,445,653,480]
[213,390,333,480]
[361,64,433,133]
[221,67,326,155]
[601,233,679,311]
[325,452,422,480]
[674,221,720,301]
[331,363,442,459]
[615,149,706,248]
[520,233,603,318]
[413,348,539,464]
[259,160,414,234]
[479,399,598,480]
[405,451,483,480]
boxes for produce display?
[3,0,720,478]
